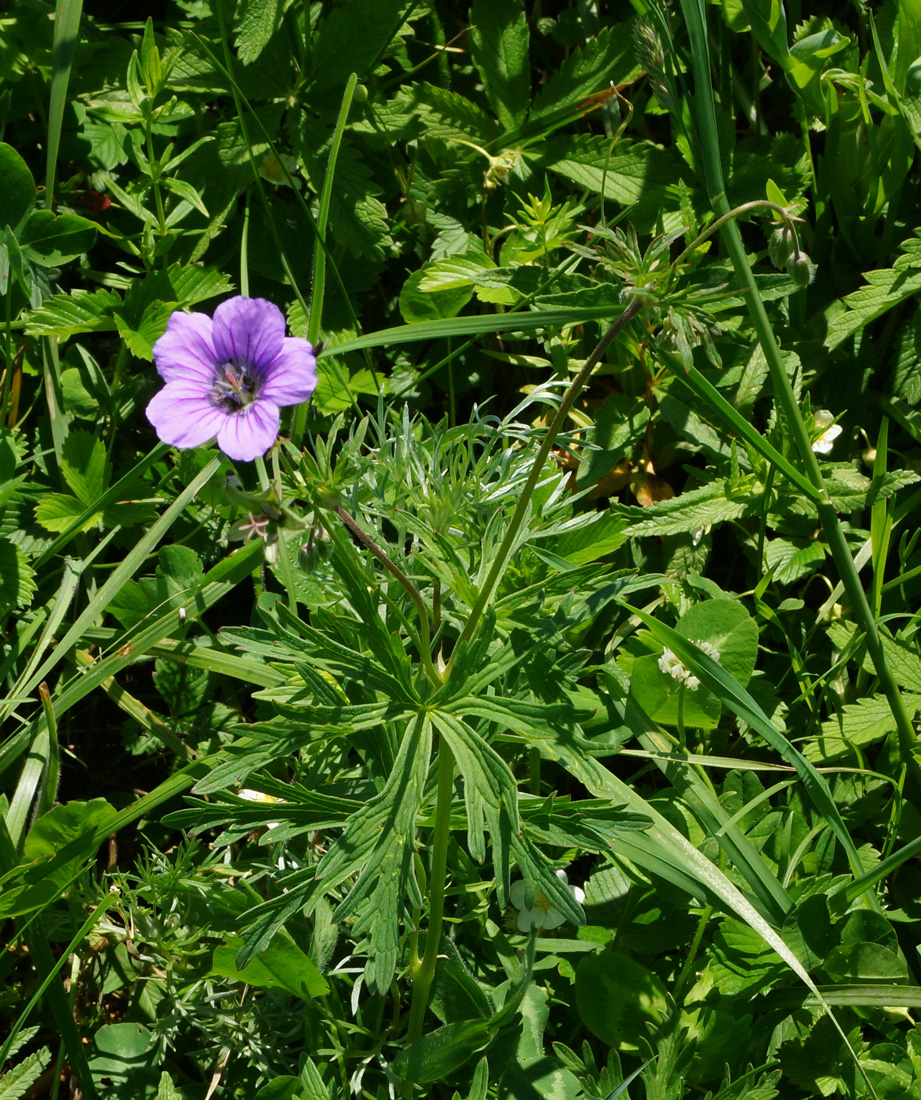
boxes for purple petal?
[212,297,285,374]
[259,338,318,406]
[153,311,217,383]
[216,400,280,461]
[146,383,226,449]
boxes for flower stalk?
[406,738,455,1043]
[449,296,644,672]
[332,503,442,689]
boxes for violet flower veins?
[146,296,317,462]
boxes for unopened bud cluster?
[768,225,815,286]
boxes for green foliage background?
[3,1,921,1098]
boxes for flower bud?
[768,227,794,270]
[788,253,816,286]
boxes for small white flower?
[239,788,284,831]
[812,410,843,455]
[657,640,720,692]
[509,869,585,933]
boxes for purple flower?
[146,296,317,462]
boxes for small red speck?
[73,189,111,213]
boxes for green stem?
[448,297,643,673]
[333,503,441,688]
[681,5,919,782]
[406,738,455,1043]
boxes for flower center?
[213,359,260,411]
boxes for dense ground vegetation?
[3,0,921,1097]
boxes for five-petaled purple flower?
[146,296,317,462]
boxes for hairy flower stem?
[406,739,455,1045]
[333,504,442,688]
[449,297,643,673]
[667,199,802,283]
[682,7,920,789]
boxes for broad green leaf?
[87,1023,156,1098]
[575,392,650,487]
[254,1079,308,1100]
[575,953,669,1051]
[211,933,329,999]
[18,210,96,265]
[399,267,473,323]
[0,142,36,232]
[629,651,722,729]
[535,509,628,566]
[0,799,117,918]
[470,0,531,132]
[498,985,582,1100]
[823,942,909,985]
[675,599,759,688]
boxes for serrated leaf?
[470,0,531,132]
[60,429,109,505]
[809,692,921,763]
[0,536,36,614]
[391,82,499,145]
[309,0,411,92]
[764,536,826,584]
[233,0,288,64]
[24,287,122,338]
[418,252,498,292]
[622,477,761,536]
[34,492,97,533]
[539,134,678,205]
[0,1047,51,1100]
[825,232,921,349]
[529,23,641,123]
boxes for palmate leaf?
[237,715,432,993]
[431,710,516,886]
